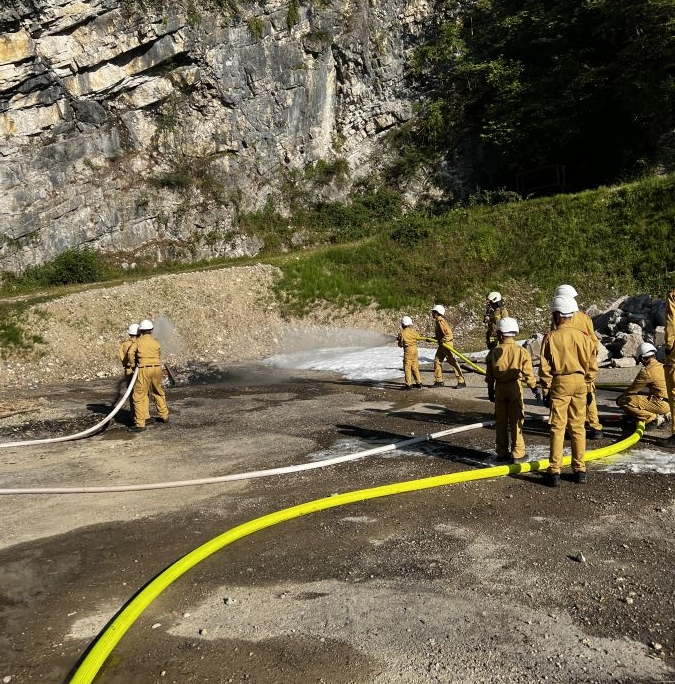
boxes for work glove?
[532,387,542,404]
[542,392,551,408]
[586,392,593,406]
[488,386,495,403]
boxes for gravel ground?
[0,264,504,390]
[1,267,674,684]
[0,368,674,684]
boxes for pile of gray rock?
[588,294,667,367]
[525,294,668,368]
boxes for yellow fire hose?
[423,339,631,389]
[420,337,487,375]
[68,422,644,684]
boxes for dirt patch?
[0,264,405,389]
[0,264,540,390]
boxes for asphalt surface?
[0,364,674,684]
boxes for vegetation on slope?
[272,174,675,315]
[409,0,675,193]
[1,174,673,353]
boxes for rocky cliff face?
[0,0,430,272]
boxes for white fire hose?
[0,368,138,450]
[0,418,495,495]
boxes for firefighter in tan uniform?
[484,291,509,350]
[397,315,423,389]
[130,319,169,432]
[616,342,671,428]
[430,305,466,388]
[486,317,541,463]
[540,295,598,487]
[665,287,675,447]
[553,284,603,439]
[118,323,144,420]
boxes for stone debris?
[589,294,668,362]
[525,294,669,366]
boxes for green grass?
[271,174,675,316]
[0,299,48,356]
[1,174,674,355]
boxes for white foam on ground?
[593,447,675,474]
[266,342,675,474]
[265,345,437,382]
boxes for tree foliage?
[412,0,675,191]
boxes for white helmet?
[554,284,578,299]
[496,317,519,335]
[550,295,578,315]
[487,291,502,303]
[636,342,657,358]
[431,304,445,316]
[401,315,413,327]
[139,319,154,331]
[127,323,139,336]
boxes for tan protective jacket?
[571,311,600,352]
[118,339,135,368]
[539,324,598,391]
[486,305,509,345]
[486,338,536,389]
[666,289,675,360]
[624,359,667,399]
[434,316,454,345]
[552,310,599,352]
[397,326,422,348]
[134,334,162,367]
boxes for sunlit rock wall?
[0,0,430,271]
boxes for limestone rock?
[0,0,432,272]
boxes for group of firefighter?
[118,319,169,433]
[398,286,675,487]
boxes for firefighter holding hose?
[118,322,143,421]
[616,342,671,430]
[485,317,541,463]
[484,291,509,350]
[552,284,604,440]
[430,305,466,389]
[130,319,169,432]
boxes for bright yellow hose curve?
[69,422,644,684]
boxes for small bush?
[286,0,299,29]
[15,248,111,288]
[305,158,350,186]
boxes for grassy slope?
[1,174,674,355]
[273,175,675,317]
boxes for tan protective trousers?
[666,362,675,436]
[549,374,587,474]
[617,394,669,424]
[495,381,526,459]
[434,346,465,383]
[585,389,602,430]
[126,370,150,421]
[133,367,169,428]
[403,349,422,386]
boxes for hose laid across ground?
[420,338,487,375]
[0,369,138,449]
[0,420,495,495]
[68,422,644,684]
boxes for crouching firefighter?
[616,342,671,430]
